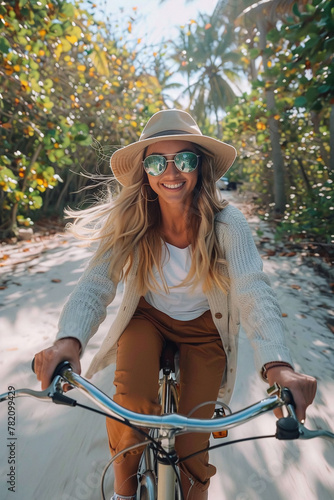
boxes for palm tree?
[231,0,310,214]
[187,0,310,215]
[163,0,310,214]
[152,54,183,108]
[170,13,244,138]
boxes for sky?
[85,0,225,104]
[91,0,221,45]
[85,0,242,107]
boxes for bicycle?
[1,344,334,500]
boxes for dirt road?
[0,191,333,500]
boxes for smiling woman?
[144,140,199,234]
[34,109,316,500]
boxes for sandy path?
[0,191,333,500]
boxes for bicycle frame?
[154,358,181,500]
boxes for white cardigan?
[56,204,293,403]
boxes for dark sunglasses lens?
[143,155,166,176]
[174,152,198,172]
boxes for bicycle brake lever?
[295,422,334,441]
[267,384,334,442]
[278,389,334,441]
[0,375,63,402]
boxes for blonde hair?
[66,146,230,295]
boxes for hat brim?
[110,134,237,187]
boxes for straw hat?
[110,109,237,186]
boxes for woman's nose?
[164,159,180,175]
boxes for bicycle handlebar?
[27,359,285,432]
[1,360,334,442]
[61,367,283,433]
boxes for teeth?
[162,183,184,189]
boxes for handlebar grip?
[31,358,73,380]
[276,417,299,440]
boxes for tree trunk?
[330,103,334,172]
[8,142,43,237]
[249,36,258,81]
[215,108,222,139]
[296,157,315,198]
[250,57,257,81]
[266,92,286,214]
[54,170,76,212]
[258,20,286,215]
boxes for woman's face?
[144,140,199,209]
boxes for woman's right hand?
[34,337,82,391]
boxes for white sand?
[0,191,333,500]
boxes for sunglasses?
[142,151,200,177]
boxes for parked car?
[216,176,230,190]
[216,176,239,191]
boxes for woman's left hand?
[266,366,317,422]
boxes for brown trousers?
[106,297,226,493]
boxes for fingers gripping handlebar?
[266,384,334,441]
[31,357,73,381]
[267,384,299,439]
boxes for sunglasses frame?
[142,151,200,177]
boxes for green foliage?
[276,176,334,244]
[273,0,334,113]
[221,0,334,244]
[0,0,164,236]
[1,0,333,247]
[223,82,333,242]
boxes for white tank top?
[145,242,209,321]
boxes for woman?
[34,109,316,500]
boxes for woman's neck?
[160,210,192,249]
[157,195,196,247]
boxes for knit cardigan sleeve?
[216,204,293,372]
[56,253,117,353]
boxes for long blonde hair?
[66,146,230,295]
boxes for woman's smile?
[161,181,185,190]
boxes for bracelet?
[262,361,294,381]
